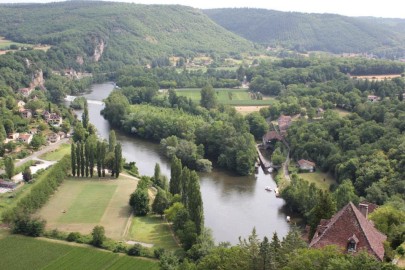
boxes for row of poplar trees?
[71,130,122,178]
[169,156,204,237]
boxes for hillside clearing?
[298,172,336,191]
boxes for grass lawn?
[0,235,158,270]
[38,176,138,240]
[298,171,336,191]
[333,108,351,117]
[128,215,179,251]
[39,143,71,161]
[172,88,274,106]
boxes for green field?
[0,37,32,49]
[128,215,179,251]
[298,171,336,191]
[58,183,117,223]
[172,88,274,106]
[38,176,137,240]
[0,235,158,270]
[39,143,71,161]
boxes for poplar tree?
[80,141,85,177]
[114,143,122,178]
[181,167,190,208]
[101,141,107,177]
[187,170,204,235]
[85,140,90,177]
[82,99,89,129]
[76,142,81,177]
[71,142,76,176]
[108,130,116,152]
[89,140,95,178]
[96,141,102,177]
[169,156,182,195]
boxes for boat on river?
[265,186,273,191]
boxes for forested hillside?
[0,2,254,71]
[204,8,405,58]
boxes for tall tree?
[187,170,204,235]
[108,130,116,152]
[114,143,122,178]
[96,141,102,177]
[333,179,359,209]
[71,142,76,177]
[170,156,182,195]
[200,84,217,109]
[101,141,107,177]
[85,140,90,177]
[309,190,337,237]
[76,141,81,177]
[152,188,170,216]
[82,99,89,129]
[4,156,14,179]
[80,141,85,177]
[181,167,190,208]
[22,167,32,182]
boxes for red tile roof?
[263,131,283,142]
[309,202,386,261]
[298,159,315,168]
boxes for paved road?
[0,138,69,175]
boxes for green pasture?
[298,171,336,191]
[173,88,273,106]
[58,183,117,223]
[128,215,179,251]
[0,235,158,270]
[39,143,71,161]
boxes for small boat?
[274,188,280,197]
[286,216,291,222]
[265,186,273,191]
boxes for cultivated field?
[174,88,274,106]
[38,176,137,240]
[128,215,179,251]
[0,235,158,270]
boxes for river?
[70,82,292,244]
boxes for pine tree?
[187,170,204,235]
[108,130,116,152]
[71,142,76,177]
[169,156,182,195]
[82,99,89,129]
[76,142,81,177]
[114,143,122,178]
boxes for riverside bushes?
[2,155,71,223]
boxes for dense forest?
[204,8,405,58]
[0,2,255,72]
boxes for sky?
[1,0,404,19]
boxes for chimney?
[358,203,369,218]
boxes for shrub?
[12,214,46,237]
[67,232,82,242]
[127,243,144,256]
[154,247,165,259]
[91,225,106,247]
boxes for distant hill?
[0,2,255,69]
[204,8,405,58]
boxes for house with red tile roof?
[262,131,283,146]
[297,159,316,172]
[309,202,386,261]
[18,133,33,144]
[278,115,292,136]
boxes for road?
[0,138,69,175]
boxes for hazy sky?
[1,0,404,19]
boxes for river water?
[72,82,292,244]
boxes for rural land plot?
[128,215,179,251]
[298,171,336,191]
[0,235,158,270]
[38,176,137,240]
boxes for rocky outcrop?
[76,55,84,65]
[92,38,105,62]
[30,69,45,90]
